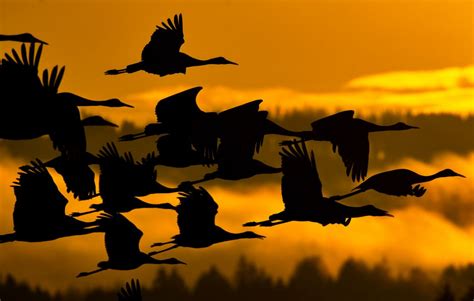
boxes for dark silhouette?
[77,213,185,277]
[282,110,418,181]
[120,87,218,166]
[0,33,48,44]
[243,141,393,228]
[43,152,99,200]
[151,185,264,253]
[0,43,126,158]
[330,168,466,201]
[118,279,142,301]
[0,160,105,244]
[41,117,118,200]
[71,143,177,217]
[105,14,237,77]
[120,87,310,167]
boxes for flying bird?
[151,185,264,253]
[70,143,177,217]
[243,141,393,228]
[329,168,466,201]
[281,110,418,182]
[77,213,185,277]
[0,33,48,44]
[0,160,105,244]
[105,14,237,77]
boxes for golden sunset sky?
[0,0,473,292]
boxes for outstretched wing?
[0,43,45,113]
[176,186,218,237]
[217,100,266,160]
[45,153,97,200]
[311,110,369,181]
[155,86,203,125]
[142,14,184,61]
[280,141,323,212]
[12,159,68,231]
[118,279,142,301]
[100,213,143,262]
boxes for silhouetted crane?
[281,110,418,182]
[151,185,264,253]
[118,279,142,301]
[71,143,177,217]
[329,168,466,201]
[105,14,237,77]
[243,142,393,228]
[76,213,185,277]
[0,33,48,44]
[120,87,310,166]
[0,44,128,156]
[0,160,105,244]
[120,87,218,166]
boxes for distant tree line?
[1,256,473,301]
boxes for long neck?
[368,123,408,133]
[182,54,224,67]
[423,171,447,182]
[0,34,22,42]
[264,120,313,138]
[60,92,116,107]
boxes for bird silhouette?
[281,110,418,182]
[118,279,142,301]
[70,143,178,217]
[0,43,125,157]
[151,185,264,253]
[76,213,185,278]
[105,14,237,77]
[0,160,105,244]
[243,141,393,228]
[329,168,466,201]
[120,87,218,166]
[0,33,48,44]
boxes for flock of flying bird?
[0,14,466,299]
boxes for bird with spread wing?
[77,213,185,278]
[151,184,264,254]
[105,14,237,77]
[244,141,393,228]
[0,160,105,244]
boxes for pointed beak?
[227,60,238,65]
[119,100,134,108]
[34,38,48,45]
[410,126,420,129]
[385,212,395,217]
[257,234,266,239]
[177,260,187,265]
[455,172,466,178]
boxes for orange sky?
[0,0,473,292]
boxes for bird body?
[151,185,264,253]
[243,141,392,228]
[0,160,104,244]
[105,14,237,77]
[77,213,184,277]
[333,168,466,199]
[282,110,418,182]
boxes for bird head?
[393,122,419,130]
[211,57,238,65]
[240,231,266,240]
[19,33,48,44]
[437,169,466,178]
[102,98,134,108]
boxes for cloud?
[345,66,474,93]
